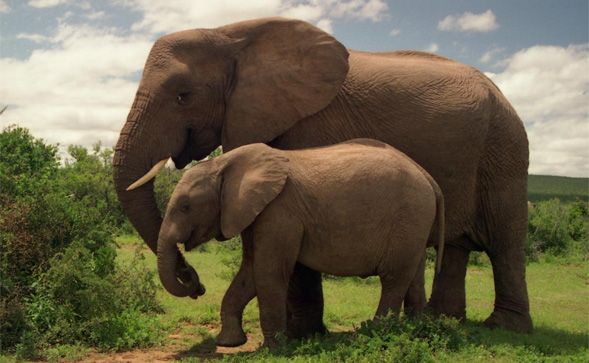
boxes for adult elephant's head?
[113,17,349,261]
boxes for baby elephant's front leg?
[255,264,296,349]
[216,232,256,347]
[254,222,303,349]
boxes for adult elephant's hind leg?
[286,263,328,339]
[481,184,533,333]
[428,240,471,320]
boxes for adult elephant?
[113,17,532,334]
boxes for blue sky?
[1,0,588,177]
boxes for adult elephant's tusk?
[126,157,170,191]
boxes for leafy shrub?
[0,126,165,357]
[0,125,59,199]
[59,143,127,232]
[225,314,465,362]
[526,199,588,263]
[23,244,163,353]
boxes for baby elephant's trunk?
[157,240,206,298]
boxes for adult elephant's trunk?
[157,236,206,297]
[113,91,165,254]
[113,91,200,291]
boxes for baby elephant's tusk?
[126,157,170,191]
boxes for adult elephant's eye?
[177,92,190,105]
[180,204,190,213]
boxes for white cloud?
[123,0,281,33]
[28,0,69,8]
[280,3,324,21]
[438,9,498,32]
[480,46,505,63]
[84,11,106,20]
[485,44,589,177]
[17,33,51,43]
[0,0,10,13]
[424,43,439,53]
[355,0,388,21]
[316,18,333,34]
[389,28,400,37]
[0,23,153,150]
[121,0,389,34]
[329,0,388,21]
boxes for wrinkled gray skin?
[157,140,446,348]
[113,17,532,337]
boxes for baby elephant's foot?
[215,328,247,347]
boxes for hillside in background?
[528,175,589,203]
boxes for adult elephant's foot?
[261,337,281,350]
[215,327,247,347]
[483,307,533,333]
[427,300,466,321]
[286,317,328,340]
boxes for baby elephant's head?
[156,143,290,298]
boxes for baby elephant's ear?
[219,144,289,239]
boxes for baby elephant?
[157,138,444,349]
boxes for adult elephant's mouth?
[172,129,194,169]
[173,128,223,170]
[184,230,197,252]
[172,151,192,170]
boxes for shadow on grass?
[462,319,588,356]
[173,318,588,361]
[174,337,223,361]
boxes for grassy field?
[105,237,589,362]
[528,174,589,203]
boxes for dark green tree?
[0,125,59,200]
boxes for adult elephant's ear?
[218,143,289,239]
[220,17,350,151]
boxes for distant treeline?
[528,175,589,204]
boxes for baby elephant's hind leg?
[403,252,427,316]
[375,273,414,319]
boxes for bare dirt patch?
[33,325,260,363]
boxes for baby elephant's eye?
[180,204,190,213]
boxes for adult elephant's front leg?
[216,230,256,347]
[286,263,328,339]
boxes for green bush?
[59,143,126,232]
[225,314,465,363]
[0,126,165,357]
[0,125,59,199]
[526,199,588,263]
[22,244,163,353]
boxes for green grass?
[110,238,588,362]
[528,174,589,203]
